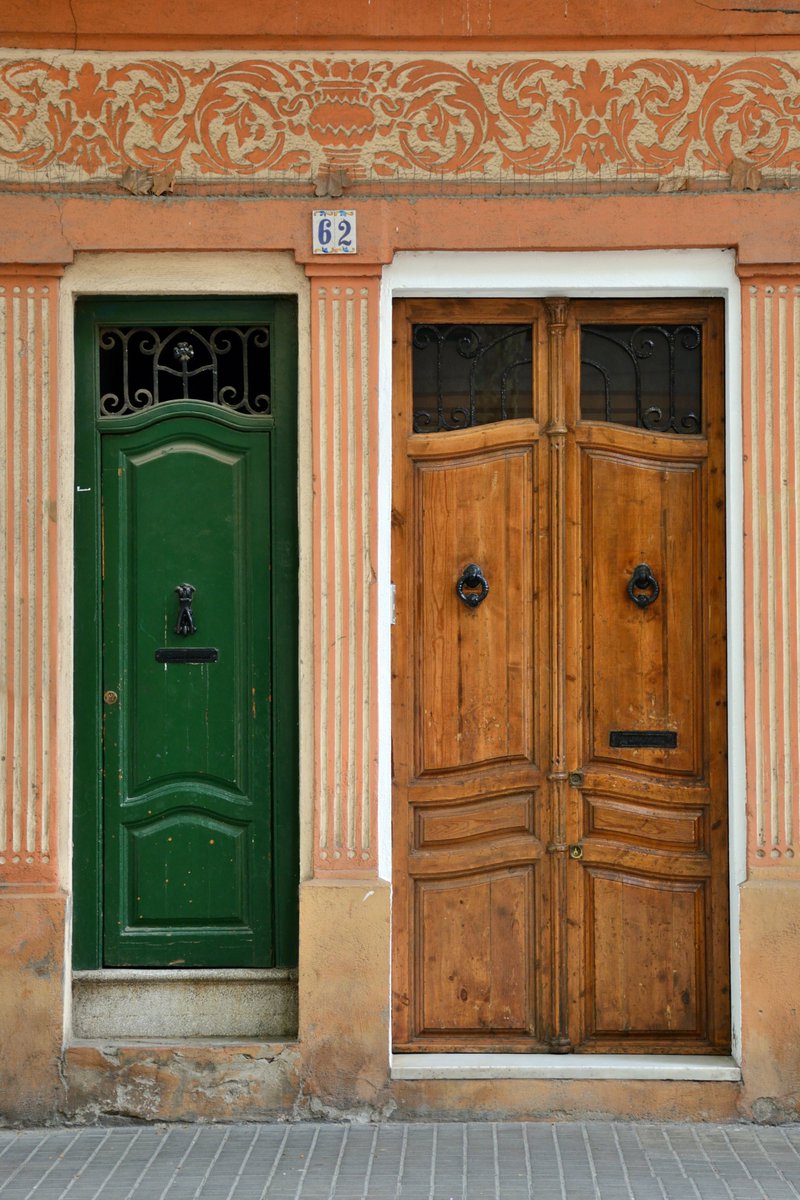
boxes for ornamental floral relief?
[1,53,800,185]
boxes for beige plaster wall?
[64,1042,300,1123]
[295,879,393,1120]
[739,878,800,1121]
[0,894,66,1123]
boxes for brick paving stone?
[2,1123,800,1199]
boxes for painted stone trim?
[310,267,379,874]
[0,267,60,888]
[1,54,800,184]
[741,267,800,868]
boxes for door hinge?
[390,583,397,625]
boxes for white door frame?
[378,249,744,1068]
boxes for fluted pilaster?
[741,267,800,869]
[0,267,61,888]
[308,264,380,874]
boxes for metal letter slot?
[609,730,677,749]
[155,647,219,664]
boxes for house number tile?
[312,209,357,255]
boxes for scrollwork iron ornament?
[580,324,701,434]
[412,323,532,432]
[98,325,271,416]
[457,563,490,608]
[627,563,660,608]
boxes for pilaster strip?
[309,265,380,874]
[740,266,800,867]
[0,266,61,888]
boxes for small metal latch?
[568,772,583,787]
[569,844,583,860]
[103,690,118,705]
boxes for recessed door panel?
[114,436,254,795]
[129,814,248,926]
[416,793,534,847]
[582,441,703,778]
[584,792,705,853]
[585,870,705,1039]
[416,444,537,776]
[417,869,536,1035]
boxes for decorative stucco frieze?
[0,53,799,186]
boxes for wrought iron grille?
[98,325,271,416]
[580,324,702,434]
[412,323,533,431]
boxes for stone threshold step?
[72,968,298,1040]
[391,1053,742,1082]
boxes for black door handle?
[456,563,489,608]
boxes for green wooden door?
[73,298,298,969]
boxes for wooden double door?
[391,298,730,1054]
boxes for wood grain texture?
[393,297,729,1054]
[392,299,550,1050]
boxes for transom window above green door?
[98,324,272,416]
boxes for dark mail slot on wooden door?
[609,730,678,749]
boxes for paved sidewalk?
[2,1122,800,1199]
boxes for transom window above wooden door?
[391,298,729,1055]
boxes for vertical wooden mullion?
[543,298,571,1051]
[562,304,586,1050]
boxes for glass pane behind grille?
[580,324,702,433]
[98,325,271,417]
[412,323,533,431]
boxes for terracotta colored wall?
[0,896,66,1122]
[0,29,799,1112]
[737,265,800,1121]
[0,264,66,1122]
[3,0,800,49]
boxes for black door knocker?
[456,563,490,608]
[175,583,197,635]
[627,563,660,608]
